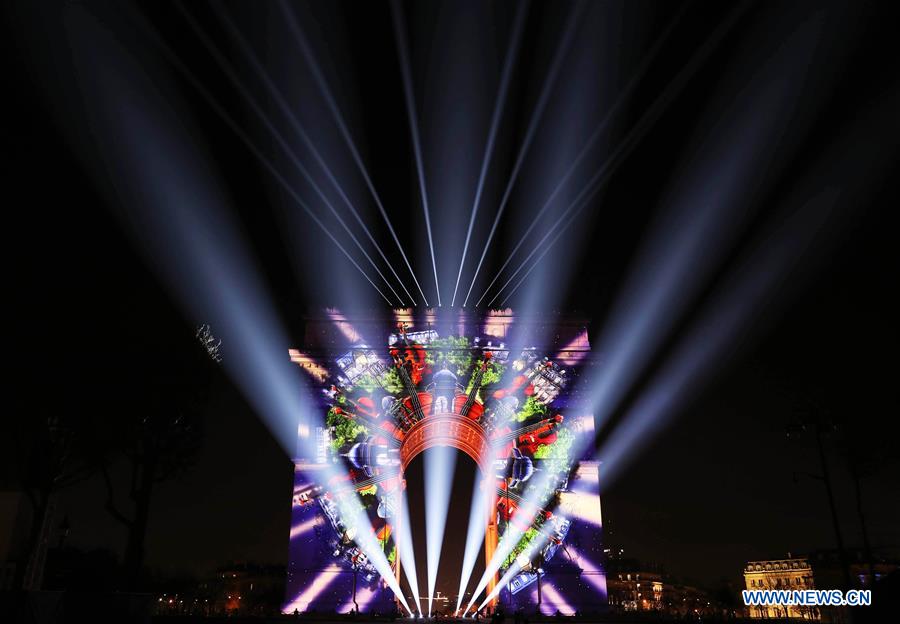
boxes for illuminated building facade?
[607,567,665,612]
[283,309,607,614]
[744,551,898,621]
[744,557,819,620]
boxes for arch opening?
[401,448,485,613]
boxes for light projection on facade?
[283,310,607,615]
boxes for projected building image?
[284,310,606,615]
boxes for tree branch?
[100,459,133,528]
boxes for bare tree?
[98,392,203,588]
[11,413,93,590]
[94,326,213,589]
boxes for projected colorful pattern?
[284,311,607,614]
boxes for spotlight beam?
[465,407,604,616]
[391,0,441,306]
[172,3,400,306]
[478,538,550,613]
[133,7,394,306]
[595,197,836,487]
[488,195,584,307]
[395,492,424,616]
[449,1,529,307]
[327,469,413,614]
[461,1,587,307]
[456,403,532,615]
[216,7,418,306]
[595,89,899,485]
[424,447,456,615]
[581,2,823,438]
[453,473,492,615]
[472,5,690,307]
[277,0,430,306]
[66,19,404,609]
[463,470,555,615]
[477,0,751,308]
[497,206,582,307]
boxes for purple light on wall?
[532,584,575,616]
[338,586,378,614]
[565,545,608,596]
[327,308,366,344]
[289,517,319,540]
[557,491,602,527]
[555,329,590,366]
[282,564,342,613]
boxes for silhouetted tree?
[96,325,213,589]
[98,386,203,588]
[11,413,94,590]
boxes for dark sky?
[5,0,899,594]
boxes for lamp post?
[536,550,544,612]
[352,565,359,614]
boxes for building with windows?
[744,551,899,621]
[605,554,721,618]
[606,563,665,612]
[744,557,818,620]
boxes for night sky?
[5,0,899,597]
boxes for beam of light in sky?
[424,446,457,615]
[340,492,413,614]
[124,6,394,306]
[174,2,403,306]
[395,491,424,616]
[595,189,851,487]
[391,0,441,306]
[454,473,492,615]
[484,2,752,311]
[63,6,317,457]
[474,4,689,309]
[463,469,553,614]
[582,8,824,435]
[277,0,429,306]
[450,1,528,307]
[591,64,899,484]
[478,559,524,611]
[301,465,413,614]
[214,7,417,307]
[462,1,587,307]
[464,408,598,614]
[476,528,554,611]
[64,12,412,612]
[493,2,753,312]
[495,205,582,308]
